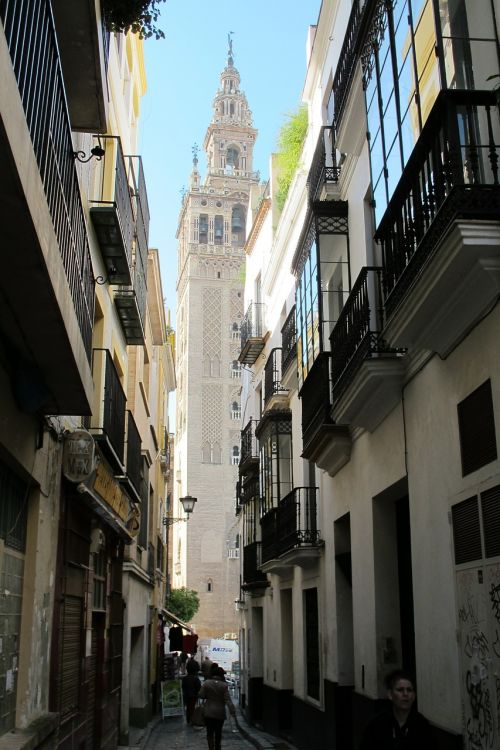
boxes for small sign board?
[62,430,95,483]
[161,679,183,719]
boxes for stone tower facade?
[174,40,259,639]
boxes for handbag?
[191,703,205,727]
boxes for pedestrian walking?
[182,659,201,725]
[201,656,214,679]
[359,669,437,749]
[198,666,236,750]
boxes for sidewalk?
[124,703,298,750]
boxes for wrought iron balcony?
[114,254,147,345]
[239,419,259,475]
[278,487,321,557]
[90,136,134,285]
[261,507,279,565]
[281,306,297,380]
[300,352,352,477]
[119,410,142,503]
[241,474,260,505]
[331,0,367,130]
[379,91,500,313]
[307,126,341,203]
[377,90,500,357]
[87,349,126,469]
[329,267,405,431]
[52,0,108,131]
[235,481,243,516]
[0,0,95,413]
[263,348,289,410]
[239,302,266,364]
[260,488,322,570]
[128,155,150,274]
[242,542,268,592]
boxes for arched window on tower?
[214,215,224,245]
[207,579,213,593]
[232,204,245,244]
[226,147,239,169]
[231,445,240,466]
[199,214,208,244]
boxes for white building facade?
[237,2,500,749]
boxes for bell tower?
[174,36,259,639]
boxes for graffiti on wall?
[457,564,500,750]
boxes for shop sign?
[62,430,95,483]
[93,462,130,524]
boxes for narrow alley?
[134,708,297,750]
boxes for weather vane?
[192,143,199,165]
[228,31,234,63]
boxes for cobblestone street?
[142,717,254,750]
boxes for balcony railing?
[278,487,320,556]
[239,419,259,474]
[88,349,126,467]
[239,302,266,364]
[1,0,95,361]
[263,348,289,407]
[124,411,142,498]
[307,126,341,203]
[114,255,147,345]
[299,352,333,445]
[261,507,279,564]
[90,136,134,285]
[332,0,367,129]
[128,155,150,271]
[281,306,297,376]
[242,542,268,589]
[260,489,321,564]
[330,267,401,405]
[241,474,260,505]
[377,91,500,319]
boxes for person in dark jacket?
[198,666,235,750]
[360,670,437,749]
[182,659,201,724]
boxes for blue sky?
[139,0,322,320]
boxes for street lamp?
[162,494,197,526]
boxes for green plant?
[275,105,308,212]
[167,587,200,622]
[102,0,166,40]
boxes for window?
[232,204,245,242]
[231,360,241,379]
[207,579,213,592]
[199,213,208,243]
[226,146,239,168]
[231,322,241,339]
[232,446,240,465]
[452,484,500,563]
[294,208,349,389]
[258,413,293,514]
[231,401,241,420]
[458,379,497,476]
[214,215,224,244]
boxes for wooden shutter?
[451,496,482,564]
[59,595,83,716]
[481,484,500,558]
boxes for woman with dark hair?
[198,666,235,750]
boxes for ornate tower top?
[210,34,253,129]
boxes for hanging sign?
[62,430,95,483]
